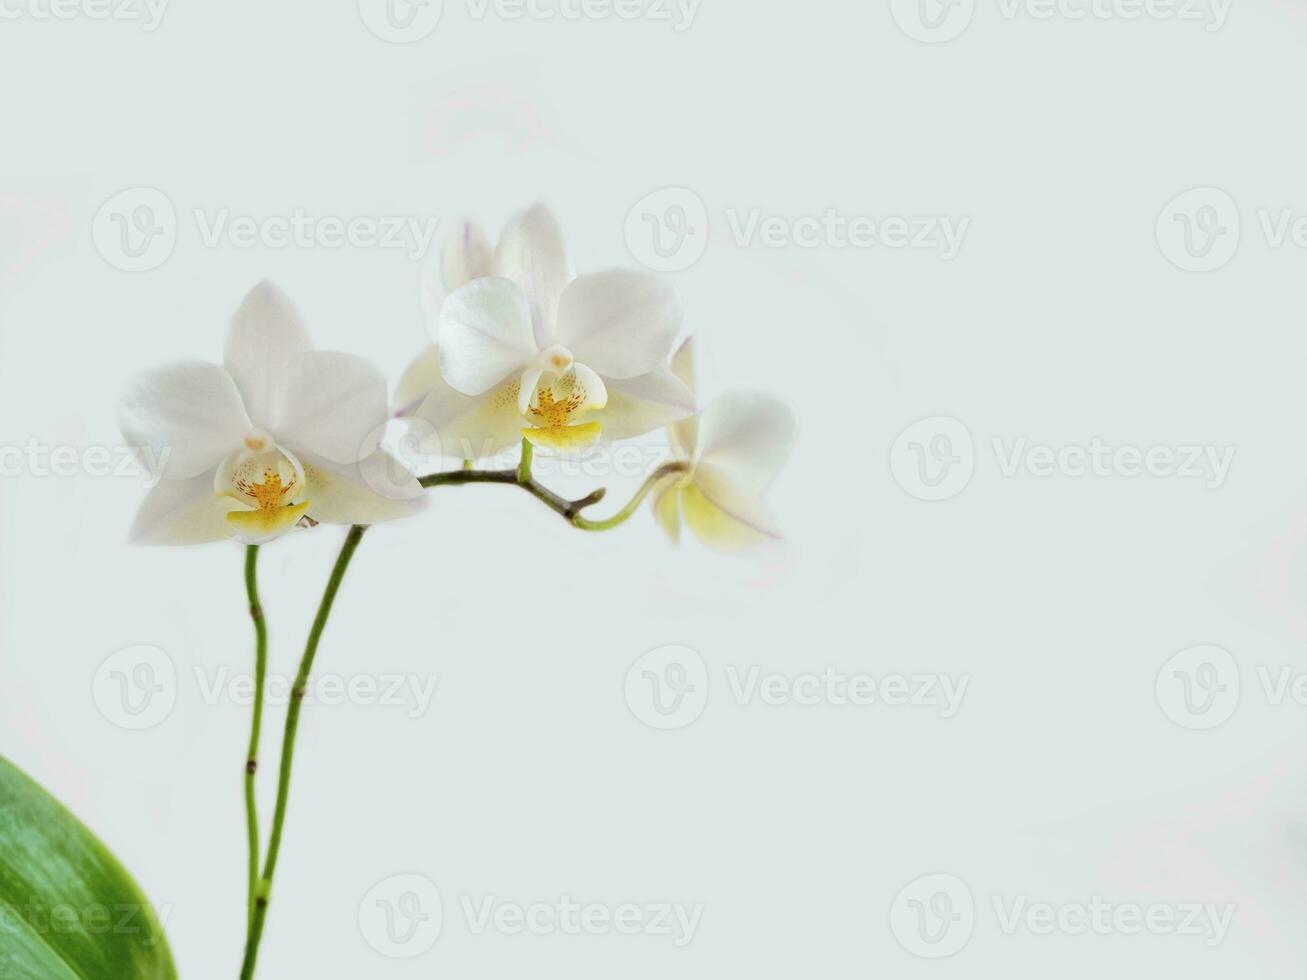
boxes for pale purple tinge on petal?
[410,372,526,460]
[128,471,242,545]
[696,391,796,496]
[443,220,493,293]
[272,350,389,464]
[297,450,428,527]
[416,221,494,362]
[599,368,696,444]
[494,203,571,348]
[223,279,313,426]
[118,361,252,480]
[435,277,539,395]
[554,269,682,380]
[393,345,443,418]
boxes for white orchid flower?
[399,205,695,456]
[392,221,492,417]
[120,280,425,546]
[652,339,796,551]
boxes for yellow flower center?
[216,442,311,541]
[521,366,604,451]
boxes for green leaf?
[0,755,178,980]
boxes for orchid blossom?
[119,280,424,545]
[398,205,695,456]
[651,339,796,550]
[110,213,794,980]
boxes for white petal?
[410,373,527,460]
[598,368,695,443]
[300,451,427,527]
[393,345,443,418]
[570,362,608,411]
[667,338,698,453]
[688,462,781,544]
[128,472,242,545]
[273,351,388,464]
[435,277,538,395]
[119,361,252,480]
[554,270,682,380]
[443,220,494,292]
[697,392,796,495]
[681,479,772,552]
[670,336,695,392]
[493,203,571,346]
[517,366,544,415]
[223,280,313,425]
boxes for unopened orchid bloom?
[399,205,695,456]
[120,280,424,545]
[652,339,796,551]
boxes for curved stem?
[420,468,607,522]
[239,525,366,980]
[242,545,267,935]
[572,462,686,531]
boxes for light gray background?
[1,0,1305,976]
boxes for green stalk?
[517,437,534,484]
[239,525,366,980]
[572,464,684,531]
[242,545,268,933]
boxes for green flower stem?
[239,524,366,980]
[241,545,267,934]
[572,462,685,531]
[516,437,534,484]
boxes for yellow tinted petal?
[521,422,602,451]
[225,500,311,543]
[681,483,768,552]
[652,477,682,545]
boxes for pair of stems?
[236,445,683,977]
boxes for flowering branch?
[418,465,607,522]
[418,456,688,531]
